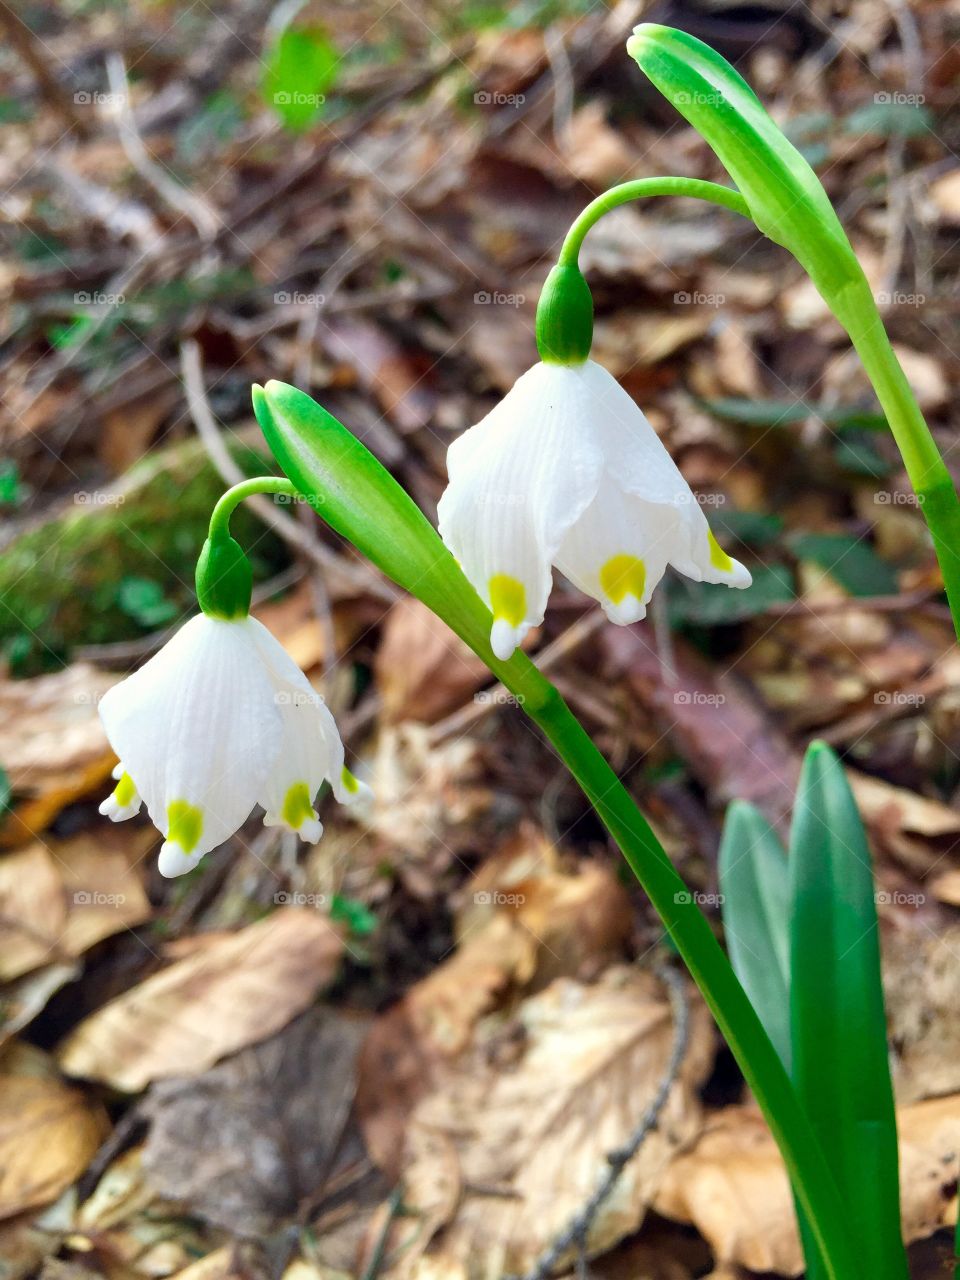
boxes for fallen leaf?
[0,826,152,981]
[0,1047,108,1219]
[391,967,713,1274]
[375,598,489,724]
[57,909,344,1090]
[142,1007,369,1236]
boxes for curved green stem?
[554,178,960,640]
[208,476,297,541]
[255,380,859,1280]
[558,177,749,267]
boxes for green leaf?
[330,894,378,936]
[788,531,898,596]
[0,766,9,817]
[789,742,907,1280]
[117,576,179,628]
[701,396,887,431]
[843,101,933,138]
[718,801,791,1070]
[263,28,337,131]
[626,25,873,327]
[715,510,784,547]
[668,561,795,626]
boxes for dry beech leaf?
[390,967,714,1275]
[375,598,489,724]
[655,1108,802,1276]
[848,771,960,875]
[76,1146,154,1233]
[0,665,118,847]
[142,1007,369,1236]
[0,963,80,1049]
[357,834,633,1173]
[57,909,344,1091]
[657,1097,960,1273]
[0,1048,109,1219]
[0,826,152,981]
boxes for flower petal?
[245,619,354,836]
[555,481,674,624]
[98,615,283,873]
[99,765,142,822]
[438,361,603,657]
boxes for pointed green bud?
[535,263,594,365]
[195,534,252,619]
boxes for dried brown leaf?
[57,909,344,1090]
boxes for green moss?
[0,439,289,675]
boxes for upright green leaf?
[718,801,791,1070]
[789,741,907,1280]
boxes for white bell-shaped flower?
[438,359,751,660]
[98,613,366,877]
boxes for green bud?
[195,534,252,620]
[535,263,594,365]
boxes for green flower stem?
[557,176,749,267]
[207,476,297,541]
[254,381,858,1280]
[552,177,960,639]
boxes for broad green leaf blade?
[789,741,907,1280]
[718,801,791,1070]
[626,25,867,311]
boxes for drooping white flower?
[98,613,368,877]
[438,359,751,660]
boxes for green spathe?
[626,24,865,312]
[195,534,252,619]
[535,263,594,365]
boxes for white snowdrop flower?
[438,359,751,660]
[98,526,367,879]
